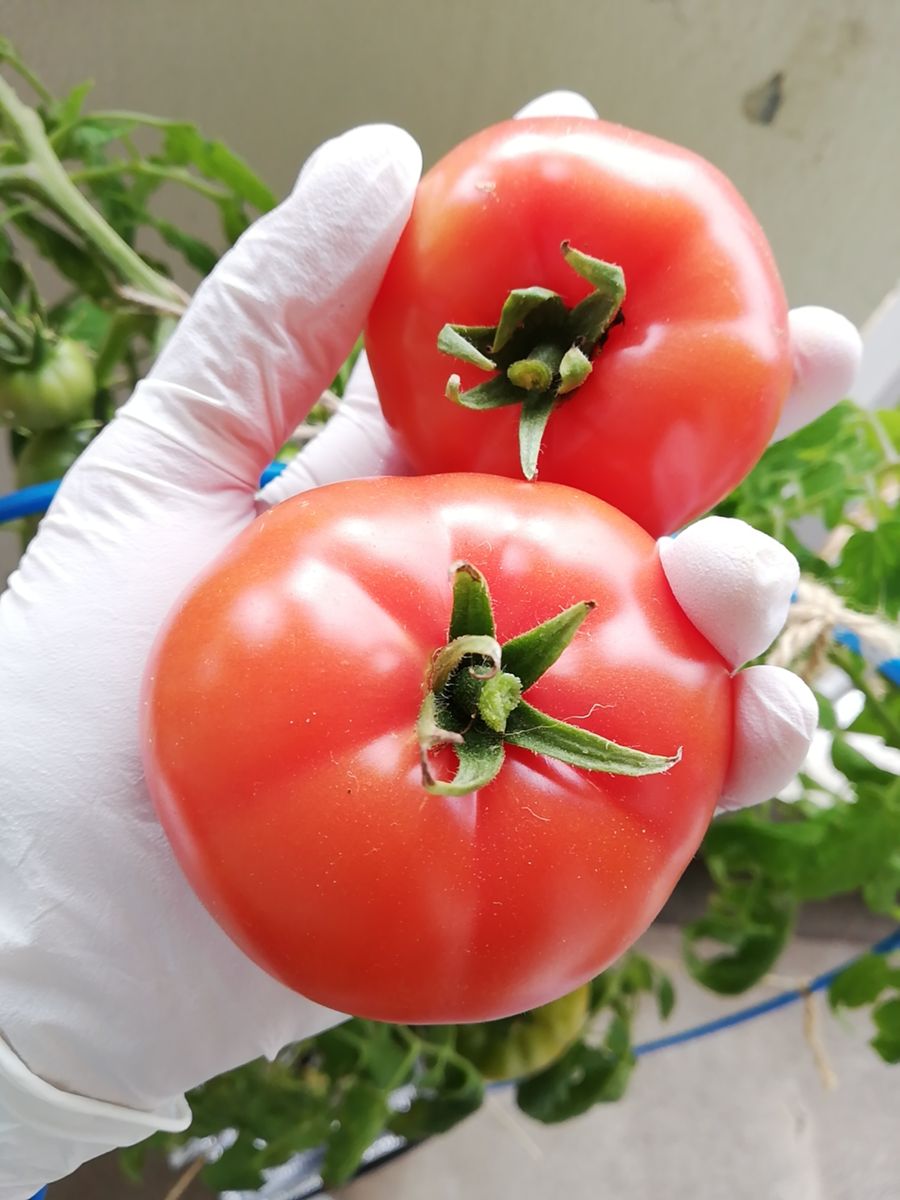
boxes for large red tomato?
[142,475,733,1022]
[366,117,792,538]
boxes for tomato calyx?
[416,561,680,796]
[437,242,626,480]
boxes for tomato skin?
[366,118,791,538]
[142,475,732,1023]
[0,338,95,432]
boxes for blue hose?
[0,461,287,524]
[633,926,900,1056]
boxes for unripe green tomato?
[0,338,96,432]
[456,984,590,1081]
[16,423,97,488]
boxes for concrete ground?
[46,903,899,1200]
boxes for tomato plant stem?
[0,73,187,312]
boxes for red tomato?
[142,475,732,1022]
[366,117,792,538]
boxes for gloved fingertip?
[772,306,863,442]
[719,665,818,811]
[658,516,799,668]
[290,124,423,202]
[514,91,599,120]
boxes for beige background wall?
[3,0,899,609]
[2,0,899,324]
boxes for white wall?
[3,0,899,322]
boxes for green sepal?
[437,323,497,371]
[448,561,495,640]
[504,701,681,777]
[447,371,529,412]
[492,287,560,353]
[557,345,592,396]
[436,241,625,480]
[501,601,596,690]
[519,391,558,481]
[430,633,502,693]
[421,723,506,797]
[561,241,626,298]
[416,691,464,754]
[417,562,678,796]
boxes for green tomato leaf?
[218,194,250,245]
[682,891,794,995]
[148,215,219,275]
[618,954,654,995]
[605,1014,631,1057]
[516,1041,634,1123]
[870,1033,900,1064]
[0,230,25,304]
[872,996,900,1037]
[47,80,94,132]
[794,782,900,904]
[828,954,891,1009]
[835,523,900,620]
[316,1021,368,1078]
[874,408,900,454]
[201,1132,265,1192]
[390,1048,484,1141]
[358,1022,416,1090]
[322,1081,390,1187]
[163,123,276,210]
[656,973,676,1020]
[831,736,896,785]
[816,692,837,731]
[11,212,111,300]
[55,116,138,161]
[52,296,112,350]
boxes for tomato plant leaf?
[201,1132,265,1193]
[834,523,900,620]
[656,972,676,1020]
[872,996,900,1037]
[516,1041,634,1123]
[163,122,276,210]
[390,1048,484,1141]
[831,736,895,785]
[871,1034,900,1064]
[11,212,111,299]
[829,953,892,1009]
[148,215,219,275]
[322,1081,390,1187]
[682,889,794,994]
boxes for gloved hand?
[0,93,859,1199]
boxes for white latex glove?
[0,124,421,1199]
[0,94,856,1199]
